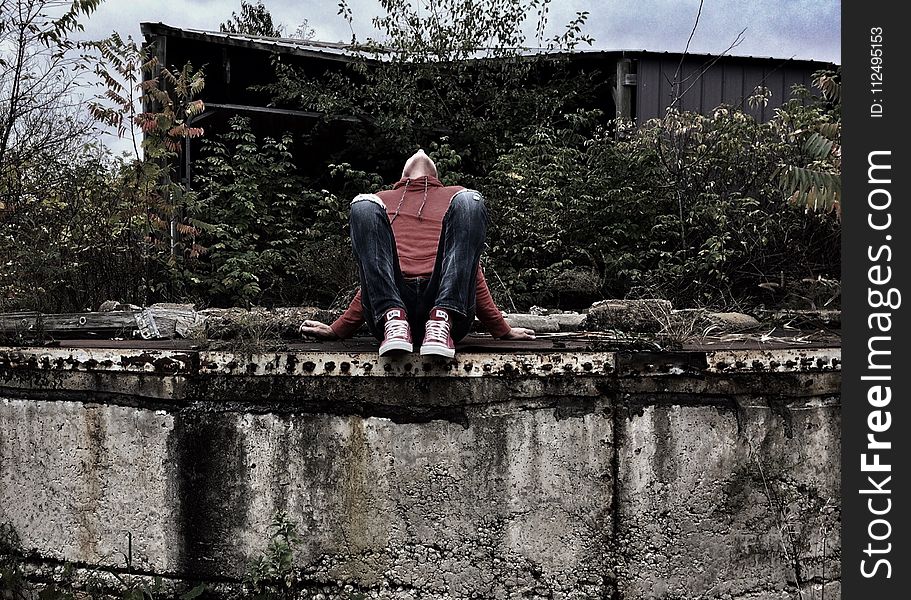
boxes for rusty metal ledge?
[705,347,840,373]
[199,350,616,377]
[0,347,195,375]
[0,344,842,378]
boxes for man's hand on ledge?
[299,320,339,340]
[500,327,535,340]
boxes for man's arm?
[328,288,365,339]
[475,268,517,338]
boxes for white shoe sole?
[379,339,413,356]
[419,343,455,358]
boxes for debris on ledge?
[0,299,839,349]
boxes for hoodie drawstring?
[417,177,428,220]
[390,176,430,224]
[390,178,410,225]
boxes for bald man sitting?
[300,150,535,357]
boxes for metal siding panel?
[650,58,667,118]
[653,58,666,113]
[680,58,703,113]
[634,59,647,122]
[634,58,647,122]
[801,69,814,88]
[637,58,663,122]
[721,62,744,109]
[659,58,677,113]
[702,61,724,112]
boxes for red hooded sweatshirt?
[330,175,511,339]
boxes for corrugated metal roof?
[140,22,379,61]
[140,22,837,67]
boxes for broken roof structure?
[141,22,836,123]
[140,22,837,185]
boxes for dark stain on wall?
[165,410,251,578]
[79,404,108,559]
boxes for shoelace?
[424,319,451,344]
[385,318,409,339]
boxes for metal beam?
[0,345,841,378]
[203,102,361,123]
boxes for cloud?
[80,0,839,62]
[551,0,839,62]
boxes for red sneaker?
[379,308,412,355]
[420,308,455,358]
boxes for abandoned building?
[140,22,836,183]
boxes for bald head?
[401,149,438,179]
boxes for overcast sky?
[76,0,840,154]
[80,0,840,62]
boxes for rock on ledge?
[585,299,673,333]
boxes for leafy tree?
[0,0,103,202]
[187,117,360,308]
[778,69,841,216]
[219,0,283,37]
[91,31,208,291]
[89,32,206,166]
[88,32,152,160]
[262,0,596,177]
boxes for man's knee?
[350,193,386,210]
[449,190,487,217]
[446,190,488,232]
[450,189,485,211]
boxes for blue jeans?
[348,190,488,343]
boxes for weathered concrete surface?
[615,400,840,599]
[503,314,562,334]
[1,398,615,597]
[703,311,762,332]
[197,306,342,340]
[0,400,175,569]
[0,343,841,599]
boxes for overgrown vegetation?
[261,0,597,177]
[0,7,207,312]
[0,0,840,316]
[471,84,840,309]
[187,117,360,308]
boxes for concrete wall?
[0,346,841,599]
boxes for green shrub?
[185,118,367,308]
[0,148,155,312]
[480,97,839,310]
